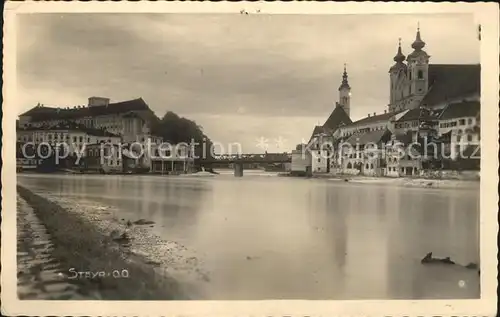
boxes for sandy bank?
[327,176,479,189]
[17,186,188,300]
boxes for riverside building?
[16,97,196,173]
[302,26,480,177]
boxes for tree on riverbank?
[151,111,215,167]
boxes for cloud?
[17,13,479,152]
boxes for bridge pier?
[234,162,244,177]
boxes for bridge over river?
[200,153,292,176]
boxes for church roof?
[396,107,443,122]
[344,129,392,146]
[20,98,152,122]
[439,100,480,120]
[308,125,325,142]
[421,64,480,107]
[323,104,352,131]
[351,110,404,126]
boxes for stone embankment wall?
[17,195,90,299]
[17,185,186,300]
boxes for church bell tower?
[338,63,351,117]
[389,38,407,111]
[406,24,430,100]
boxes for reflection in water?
[18,174,480,300]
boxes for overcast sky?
[17,13,479,153]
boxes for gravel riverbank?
[17,185,189,300]
[41,193,211,292]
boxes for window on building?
[417,70,423,79]
[347,162,352,169]
[317,158,321,163]
[370,164,374,169]
[457,135,461,142]
[467,134,473,142]
[468,118,473,125]
[459,119,465,125]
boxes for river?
[17,172,480,300]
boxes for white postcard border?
[2,1,498,316]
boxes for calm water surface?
[18,172,480,300]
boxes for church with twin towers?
[311,24,480,143]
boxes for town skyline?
[17,13,480,153]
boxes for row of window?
[81,116,120,126]
[18,134,117,144]
[440,118,473,128]
[394,121,420,129]
[346,162,375,169]
[341,125,385,137]
[87,147,118,157]
[152,148,190,157]
[387,167,417,173]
